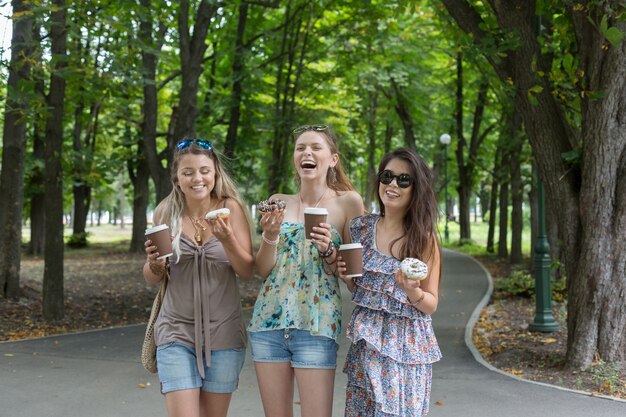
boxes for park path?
[1,249,624,416]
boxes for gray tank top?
[154,233,245,377]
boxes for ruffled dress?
[343,214,441,417]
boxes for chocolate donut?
[400,258,428,281]
[258,199,286,212]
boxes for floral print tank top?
[247,222,343,340]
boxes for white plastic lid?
[339,243,363,250]
[145,224,169,235]
[303,207,328,215]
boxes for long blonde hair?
[154,141,251,261]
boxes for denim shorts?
[156,342,246,394]
[248,329,338,369]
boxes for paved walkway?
[1,250,624,416]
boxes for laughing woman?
[248,125,364,417]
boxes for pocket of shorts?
[156,341,176,352]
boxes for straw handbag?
[141,274,168,373]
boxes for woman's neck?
[185,198,213,219]
[299,180,329,207]
[380,209,405,233]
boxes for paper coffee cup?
[145,224,173,260]
[304,208,328,240]
[339,243,363,277]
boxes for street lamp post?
[439,133,451,242]
[529,176,559,332]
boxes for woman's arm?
[397,240,441,315]
[208,199,255,279]
[254,197,285,278]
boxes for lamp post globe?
[439,134,451,242]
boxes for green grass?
[22,224,134,258]
[438,218,532,257]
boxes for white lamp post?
[439,133,451,242]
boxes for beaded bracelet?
[319,242,335,258]
[262,232,279,246]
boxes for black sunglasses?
[378,170,414,188]
[292,125,329,136]
[176,139,213,152]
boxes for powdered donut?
[400,258,428,281]
[205,208,230,220]
[258,199,286,213]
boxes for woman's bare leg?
[254,362,295,417]
[294,368,335,417]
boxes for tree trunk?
[224,1,249,158]
[509,111,524,264]
[365,89,378,207]
[128,133,150,254]
[138,0,169,203]
[170,0,217,153]
[42,0,67,320]
[442,0,626,368]
[486,156,499,253]
[497,148,509,259]
[454,50,490,241]
[0,0,33,299]
[391,79,417,152]
[28,22,46,257]
[268,1,310,194]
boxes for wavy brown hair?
[376,148,440,265]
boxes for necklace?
[189,216,207,244]
[299,187,328,212]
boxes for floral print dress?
[247,222,343,341]
[344,214,441,417]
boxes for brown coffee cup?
[145,224,173,260]
[304,208,328,240]
[339,243,363,277]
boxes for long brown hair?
[293,125,355,192]
[376,148,440,264]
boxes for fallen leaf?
[435,401,445,406]
[541,338,557,344]
[137,383,146,388]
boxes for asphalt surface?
[1,249,624,416]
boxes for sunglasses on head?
[176,138,213,152]
[378,170,414,188]
[292,124,329,136]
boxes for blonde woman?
[143,138,253,417]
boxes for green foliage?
[496,269,535,298]
[495,267,567,302]
[66,232,91,249]
[590,358,622,394]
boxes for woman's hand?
[311,222,333,255]
[395,269,421,293]
[145,238,167,277]
[206,216,234,242]
[335,255,355,291]
[259,209,285,239]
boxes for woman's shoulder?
[336,189,362,204]
[350,213,378,228]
